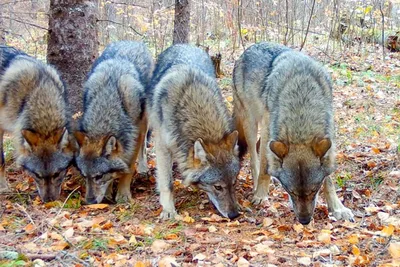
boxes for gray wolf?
[74,41,153,204]
[0,45,75,202]
[148,44,240,220]
[233,42,354,224]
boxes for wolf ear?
[104,136,118,156]
[74,131,87,147]
[194,138,208,163]
[21,129,40,149]
[269,141,289,160]
[226,130,239,154]
[312,138,332,158]
[54,127,69,148]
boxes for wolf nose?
[228,210,240,219]
[298,217,312,225]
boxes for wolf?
[74,41,153,204]
[148,44,240,220]
[0,45,76,202]
[233,42,354,224]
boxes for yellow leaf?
[85,203,109,210]
[226,96,233,102]
[364,5,372,14]
[389,242,400,259]
[241,28,248,35]
[165,233,179,240]
[348,234,359,244]
[24,223,35,234]
[135,262,146,267]
[129,235,137,244]
[352,245,360,257]
[183,214,195,223]
[381,225,395,237]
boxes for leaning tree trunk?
[173,0,190,44]
[47,0,98,115]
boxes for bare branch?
[0,16,48,31]
[300,0,316,51]
[97,19,143,37]
[106,1,148,9]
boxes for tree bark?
[47,0,99,115]
[173,0,190,44]
[0,7,5,44]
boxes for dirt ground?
[0,45,399,267]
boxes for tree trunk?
[47,0,98,115]
[173,0,190,44]
[0,7,5,44]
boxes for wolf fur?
[0,45,75,202]
[149,44,240,220]
[74,41,153,204]
[233,42,354,224]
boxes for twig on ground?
[14,203,35,225]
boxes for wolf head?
[18,127,75,202]
[268,138,334,225]
[74,132,129,204]
[186,131,240,219]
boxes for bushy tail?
[234,110,247,159]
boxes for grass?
[336,172,352,188]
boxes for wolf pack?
[0,41,354,225]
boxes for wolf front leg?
[155,135,176,220]
[324,176,354,221]
[253,115,271,204]
[0,129,9,192]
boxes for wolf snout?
[298,216,312,225]
[228,210,240,219]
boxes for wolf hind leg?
[252,115,271,204]
[323,176,354,221]
[0,129,9,192]
[155,134,176,220]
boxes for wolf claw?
[160,209,178,220]
[331,206,355,222]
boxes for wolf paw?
[115,191,133,203]
[160,209,178,220]
[331,206,354,222]
[252,195,269,205]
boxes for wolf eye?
[214,185,223,191]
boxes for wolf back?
[149,44,240,220]
[0,45,74,201]
[75,41,153,204]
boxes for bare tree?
[47,0,99,115]
[173,0,190,44]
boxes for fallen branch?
[14,203,35,225]
[0,16,47,31]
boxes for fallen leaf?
[388,242,400,259]
[317,230,331,244]
[24,223,35,234]
[209,225,218,233]
[63,227,74,238]
[151,240,170,253]
[263,218,274,227]
[101,221,113,230]
[352,245,360,257]
[297,257,311,266]
[226,96,233,102]
[165,233,179,240]
[237,257,250,267]
[381,225,395,237]
[193,253,206,261]
[254,243,275,254]
[183,214,195,223]
[85,203,109,209]
[293,223,304,233]
[134,262,146,267]
[227,220,240,227]
[159,256,179,267]
[348,234,359,244]
[129,235,137,244]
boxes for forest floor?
[0,43,399,267]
